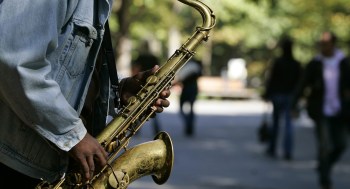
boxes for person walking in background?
[174,58,203,137]
[293,31,350,189]
[263,37,302,160]
[131,41,162,134]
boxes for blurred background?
[109,0,350,94]
[107,0,350,188]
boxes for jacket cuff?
[35,119,87,152]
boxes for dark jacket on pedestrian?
[293,54,350,121]
[264,55,302,99]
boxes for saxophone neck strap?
[102,20,121,108]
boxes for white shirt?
[320,49,345,116]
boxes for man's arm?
[0,1,86,151]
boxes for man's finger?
[79,158,90,181]
[95,149,108,167]
[160,89,171,99]
[86,155,95,180]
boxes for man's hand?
[119,65,171,112]
[68,133,108,181]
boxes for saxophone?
[36,0,215,188]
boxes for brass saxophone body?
[36,0,215,188]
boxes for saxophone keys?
[108,170,130,189]
[127,96,137,105]
[146,75,158,84]
[106,141,118,153]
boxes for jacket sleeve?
[291,61,312,110]
[0,1,86,151]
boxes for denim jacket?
[0,0,114,182]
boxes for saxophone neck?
[178,0,216,31]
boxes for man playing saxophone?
[0,0,171,188]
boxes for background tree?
[109,0,350,89]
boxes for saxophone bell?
[100,132,174,189]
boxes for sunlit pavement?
[127,97,350,189]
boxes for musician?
[0,1,170,188]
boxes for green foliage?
[110,0,350,84]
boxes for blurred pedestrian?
[174,58,203,137]
[293,31,350,189]
[263,37,302,160]
[131,42,162,135]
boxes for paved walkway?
[125,98,350,189]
